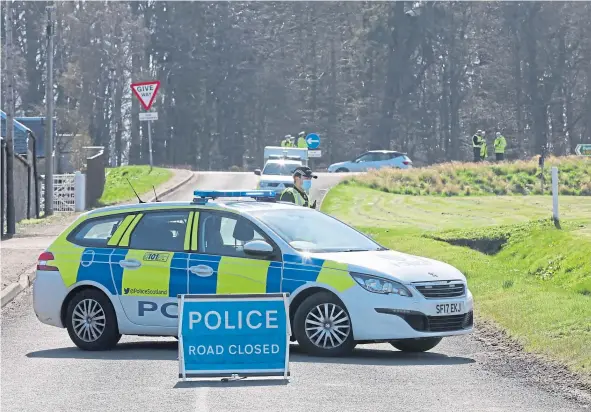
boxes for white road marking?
[194,387,210,412]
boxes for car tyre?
[294,292,355,357]
[390,337,442,353]
[65,289,121,351]
[335,168,349,173]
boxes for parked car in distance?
[327,150,412,173]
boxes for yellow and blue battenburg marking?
[47,207,356,298]
[281,254,355,293]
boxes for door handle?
[119,259,141,269]
[189,265,214,277]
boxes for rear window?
[68,215,127,247]
[387,152,404,159]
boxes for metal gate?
[40,173,76,212]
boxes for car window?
[70,215,126,247]
[356,153,376,162]
[198,212,271,259]
[387,152,403,159]
[262,162,301,175]
[128,210,190,252]
[251,209,385,253]
[375,153,391,161]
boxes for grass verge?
[98,165,173,206]
[348,155,591,196]
[322,184,591,381]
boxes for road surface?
[2,172,589,412]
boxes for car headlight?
[350,272,413,297]
[259,181,267,188]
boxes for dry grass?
[347,156,591,196]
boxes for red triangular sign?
[131,81,161,110]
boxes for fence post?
[551,166,559,224]
[75,171,86,212]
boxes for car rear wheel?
[294,292,355,357]
[335,168,349,173]
[65,289,121,351]
[390,337,442,353]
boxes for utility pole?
[5,3,16,235]
[44,3,55,216]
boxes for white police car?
[33,190,473,356]
[254,159,302,193]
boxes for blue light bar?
[193,190,277,200]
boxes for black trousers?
[473,147,481,162]
[495,153,504,161]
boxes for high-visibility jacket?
[472,134,484,148]
[494,135,507,153]
[297,137,308,148]
[281,140,288,147]
[279,186,313,207]
[480,142,488,159]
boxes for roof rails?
[192,190,278,205]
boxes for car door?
[374,152,394,169]
[112,209,191,327]
[187,210,283,295]
[64,213,132,296]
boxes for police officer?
[480,139,488,161]
[472,130,484,162]
[281,135,292,147]
[279,166,317,208]
[296,131,308,148]
[493,132,507,161]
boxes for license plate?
[434,302,463,315]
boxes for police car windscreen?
[251,209,385,253]
[262,163,299,176]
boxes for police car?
[33,190,473,356]
[254,159,302,193]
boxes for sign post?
[574,144,591,156]
[178,293,291,381]
[131,81,160,168]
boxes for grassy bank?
[322,184,591,380]
[99,165,173,206]
[349,156,590,196]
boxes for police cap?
[293,166,317,179]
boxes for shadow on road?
[290,345,475,366]
[26,340,474,366]
[26,340,179,361]
[174,379,289,389]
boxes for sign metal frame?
[178,292,291,381]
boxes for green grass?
[322,184,591,381]
[98,166,173,206]
[348,155,591,196]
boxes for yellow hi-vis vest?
[279,187,311,207]
[472,134,484,148]
[494,136,507,153]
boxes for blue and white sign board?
[178,293,291,380]
[305,133,320,149]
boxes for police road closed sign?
[178,293,290,380]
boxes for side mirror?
[254,169,261,176]
[243,240,274,257]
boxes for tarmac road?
[1,172,589,412]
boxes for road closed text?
[188,343,281,356]
[188,310,279,330]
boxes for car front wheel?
[335,168,349,173]
[65,289,121,351]
[293,292,355,357]
[390,337,442,352]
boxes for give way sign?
[131,80,160,110]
